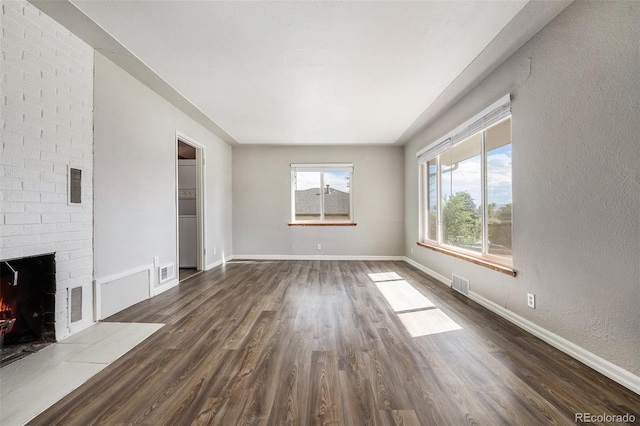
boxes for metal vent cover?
[69,167,82,204]
[70,286,82,323]
[159,264,175,284]
[452,274,469,295]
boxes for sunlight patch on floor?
[397,309,462,337]
[368,272,402,282]
[374,280,435,312]
[369,271,462,338]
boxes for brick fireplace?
[0,0,95,343]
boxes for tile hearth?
[0,322,164,426]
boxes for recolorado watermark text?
[575,412,635,423]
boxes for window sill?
[416,241,517,277]
[289,222,357,227]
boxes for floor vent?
[452,274,469,296]
[159,264,175,284]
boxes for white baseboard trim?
[205,259,223,270]
[466,290,640,395]
[152,278,179,296]
[403,257,452,287]
[93,264,154,321]
[230,254,406,261]
[205,255,234,270]
[94,264,154,287]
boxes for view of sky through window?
[296,171,350,192]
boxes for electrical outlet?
[153,257,159,267]
[527,293,535,309]
[213,247,217,255]
[316,243,321,251]
[410,247,414,254]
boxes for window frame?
[290,163,354,225]
[417,95,514,273]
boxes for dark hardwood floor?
[179,268,201,282]
[30,261,640,425]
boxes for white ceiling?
[69,1,532,145]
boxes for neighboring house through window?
[291,164,353,223]
[418,95,513,267]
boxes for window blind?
[416,138,451,164]
[291,163,353,172]
[417,94,511,164]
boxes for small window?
[418,95,512,267]
[291,164,353,223]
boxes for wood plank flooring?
[29,261,640,425]
[179,268,201,282]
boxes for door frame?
[175,131,206,273]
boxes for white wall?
[0,0,94,339]
[233,145,404,257]
[405,1,640,377]
[93,52,232,297]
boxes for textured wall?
[233,145,404,257]
[404,1,640,376]
[0,0,94,339]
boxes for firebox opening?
[1,254,56,366]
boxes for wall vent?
[452,274,469,296]
[70,286,82,323]
[159,264,175,284]
[68,167,82,204]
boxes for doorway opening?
[176,134,205,283]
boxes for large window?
[418,96,512,267]
[291,164,353,223]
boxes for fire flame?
[0,296,11,315]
